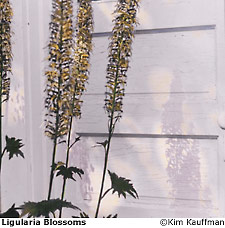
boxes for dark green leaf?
[20,199,80,218]
[0,204,20,218]
[72,211,89,218]
[103,214,118,218]
[56,165,84,181]
[108,170,138,199]
[69,167,84,179]
[58,140,66,144]
[96,140,108,148]
[5,135,24,160]
[69,136,81,150]
[75,136,81,143]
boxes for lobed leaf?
[108,170,138,199]
[5,135,24,159]
[0,204,20,218]
[20,199,80,218]
[56,165,84,181]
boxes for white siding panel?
[77,94,217,135]
[70,137,219,217]
[1,0,224,218]
[1,0,31,210]
[87,30,216,94]
[78,29,217,135]
[92,0,216,33]
[1,0,52,210]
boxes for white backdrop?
[2,0,225,218]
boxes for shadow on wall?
[161,71,212,211]
[70,132,94,201]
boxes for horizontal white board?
[91,0,216,33]
[88,30,216,94]
[77,94,218,135]
[64,136,219,217]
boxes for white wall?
[2,0,225,218]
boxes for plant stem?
[52,212,56,218]
[94,123,113,218]
[47,132,58,200]
[47,68,62,200]
[101,187,113,200]
[59,115,73,218]
[0,22,2,213]
[95,47,121,218]
[47,0,64,200]
[0,148,6,161]
[0,110,1,174]
[59,83,77,217]
[0,22,3,175]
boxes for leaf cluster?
[20,199,80,218]
[0,204,20,218]
[73,212,117,218]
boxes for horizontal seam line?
[77,133,218,140]
[92,25,216,37]
[83,194,211,202]
[84,91,210,96]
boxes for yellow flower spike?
[44,0,75,200]
[105,0,140,123]
[95,0,140,218]
[45,0,75,140]
[71,0,93,118]
[0,0,13,103]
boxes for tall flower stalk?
[0,1,24,214]
[0,0,12,173]
[59,0,93,218]
[95,0,140,218]
[44,0,74,200]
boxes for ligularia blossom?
[105,0,140,127]
[0,0,13,103]
[44,0,75,200]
